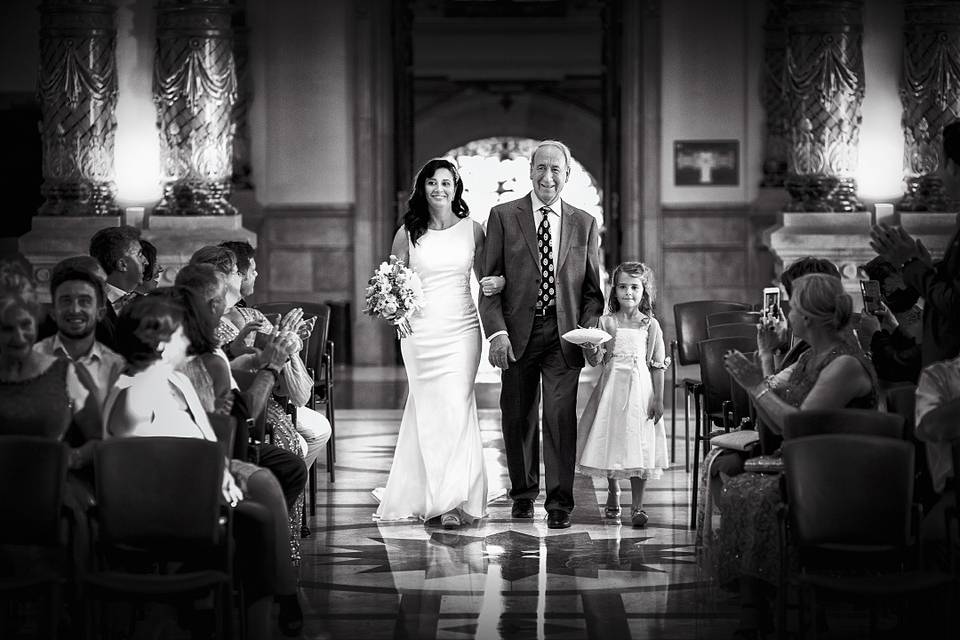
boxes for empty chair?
[691,335,757,528]
[781,434,953,637]
[782,408,903,441]
[706,310,761,327]
[707,322,758,340]
[83,438,234,639]
[671,300,752,469]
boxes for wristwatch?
[259,364,282,381]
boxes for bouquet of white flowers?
[363,255,424,338]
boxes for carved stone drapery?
[783,0,865,212]
[899,0,960,211]
[37,0,119,217]
[761,0,789,188]
[153,0,238,216]
[230,0,252,189]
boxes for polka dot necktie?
[537,207,555,309]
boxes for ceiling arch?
[414,89,603,183]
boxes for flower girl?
[576,262,670,527]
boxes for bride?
[374,158,503,529]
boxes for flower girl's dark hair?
[608,261,655,316]
[403,158,469,246]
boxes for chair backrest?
[298,302,331,376]
[0,436,68,546]
[707,322,758,340]
[782,409,904,441]
[698,336,757,417]
[783,434,914,548]
[706,310,761,327]
[884,383,917,440]
[207,413,238,460]
[95,437,224,547]
[673,300,752,366]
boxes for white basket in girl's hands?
[363,255,424,338]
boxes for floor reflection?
[298,366,738,640]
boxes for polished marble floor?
[297,364,741,640]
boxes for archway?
[442,136,603,231]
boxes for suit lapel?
[516,197,539,263]
[557,201,575,270]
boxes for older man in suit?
[479,140,605,529]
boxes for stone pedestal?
[142,215,256,282]
[20,213,256,302]
[20,216,122,301]
[767,210,957,312]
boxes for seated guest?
[0,266,102,581]
[767,256,843,371]
[173,264,308,512]
[103,293,303,637]
[0,275,101,458]
[208,243,329,469]
[135,238,164,294]
[190,245,327,546]
[89,225,146,349]
[35,266,124,407]
[857,256,923,385]
[36,255,110,341]
[220,240,258,307]
[914,353,960,556]
[703,274,879,639]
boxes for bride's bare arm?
[391,227,409,264]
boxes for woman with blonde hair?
[708,273,879,639]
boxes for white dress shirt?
[34,334,125,406]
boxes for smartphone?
[762,286,781,318]
[860,279,883,315]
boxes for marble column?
[37,0,120,217]
[899,0,960,211]
[153,0,238,216]
[760,0,789,188]
[783,0,865,212]
[352,0,398,364]
[230,0,253,190]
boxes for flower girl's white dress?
[374,219,488,523]
[576,314,670,479]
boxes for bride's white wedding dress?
[374,219,489,523]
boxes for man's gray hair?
[531,139,572,172]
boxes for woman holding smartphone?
[706,273,879,639]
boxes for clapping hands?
[869,223,932,268]
[724,349,764,389]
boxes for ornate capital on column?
[153,0,238,216]
[37,0,120,216]
[899,0,960,211]
[784,0,865,211]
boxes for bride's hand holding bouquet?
[363,255,424,338]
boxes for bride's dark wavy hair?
[403,158,469,246]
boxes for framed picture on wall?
[674,140,739,186]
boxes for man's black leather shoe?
[511,498,534,519]
[546,509,571,529]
